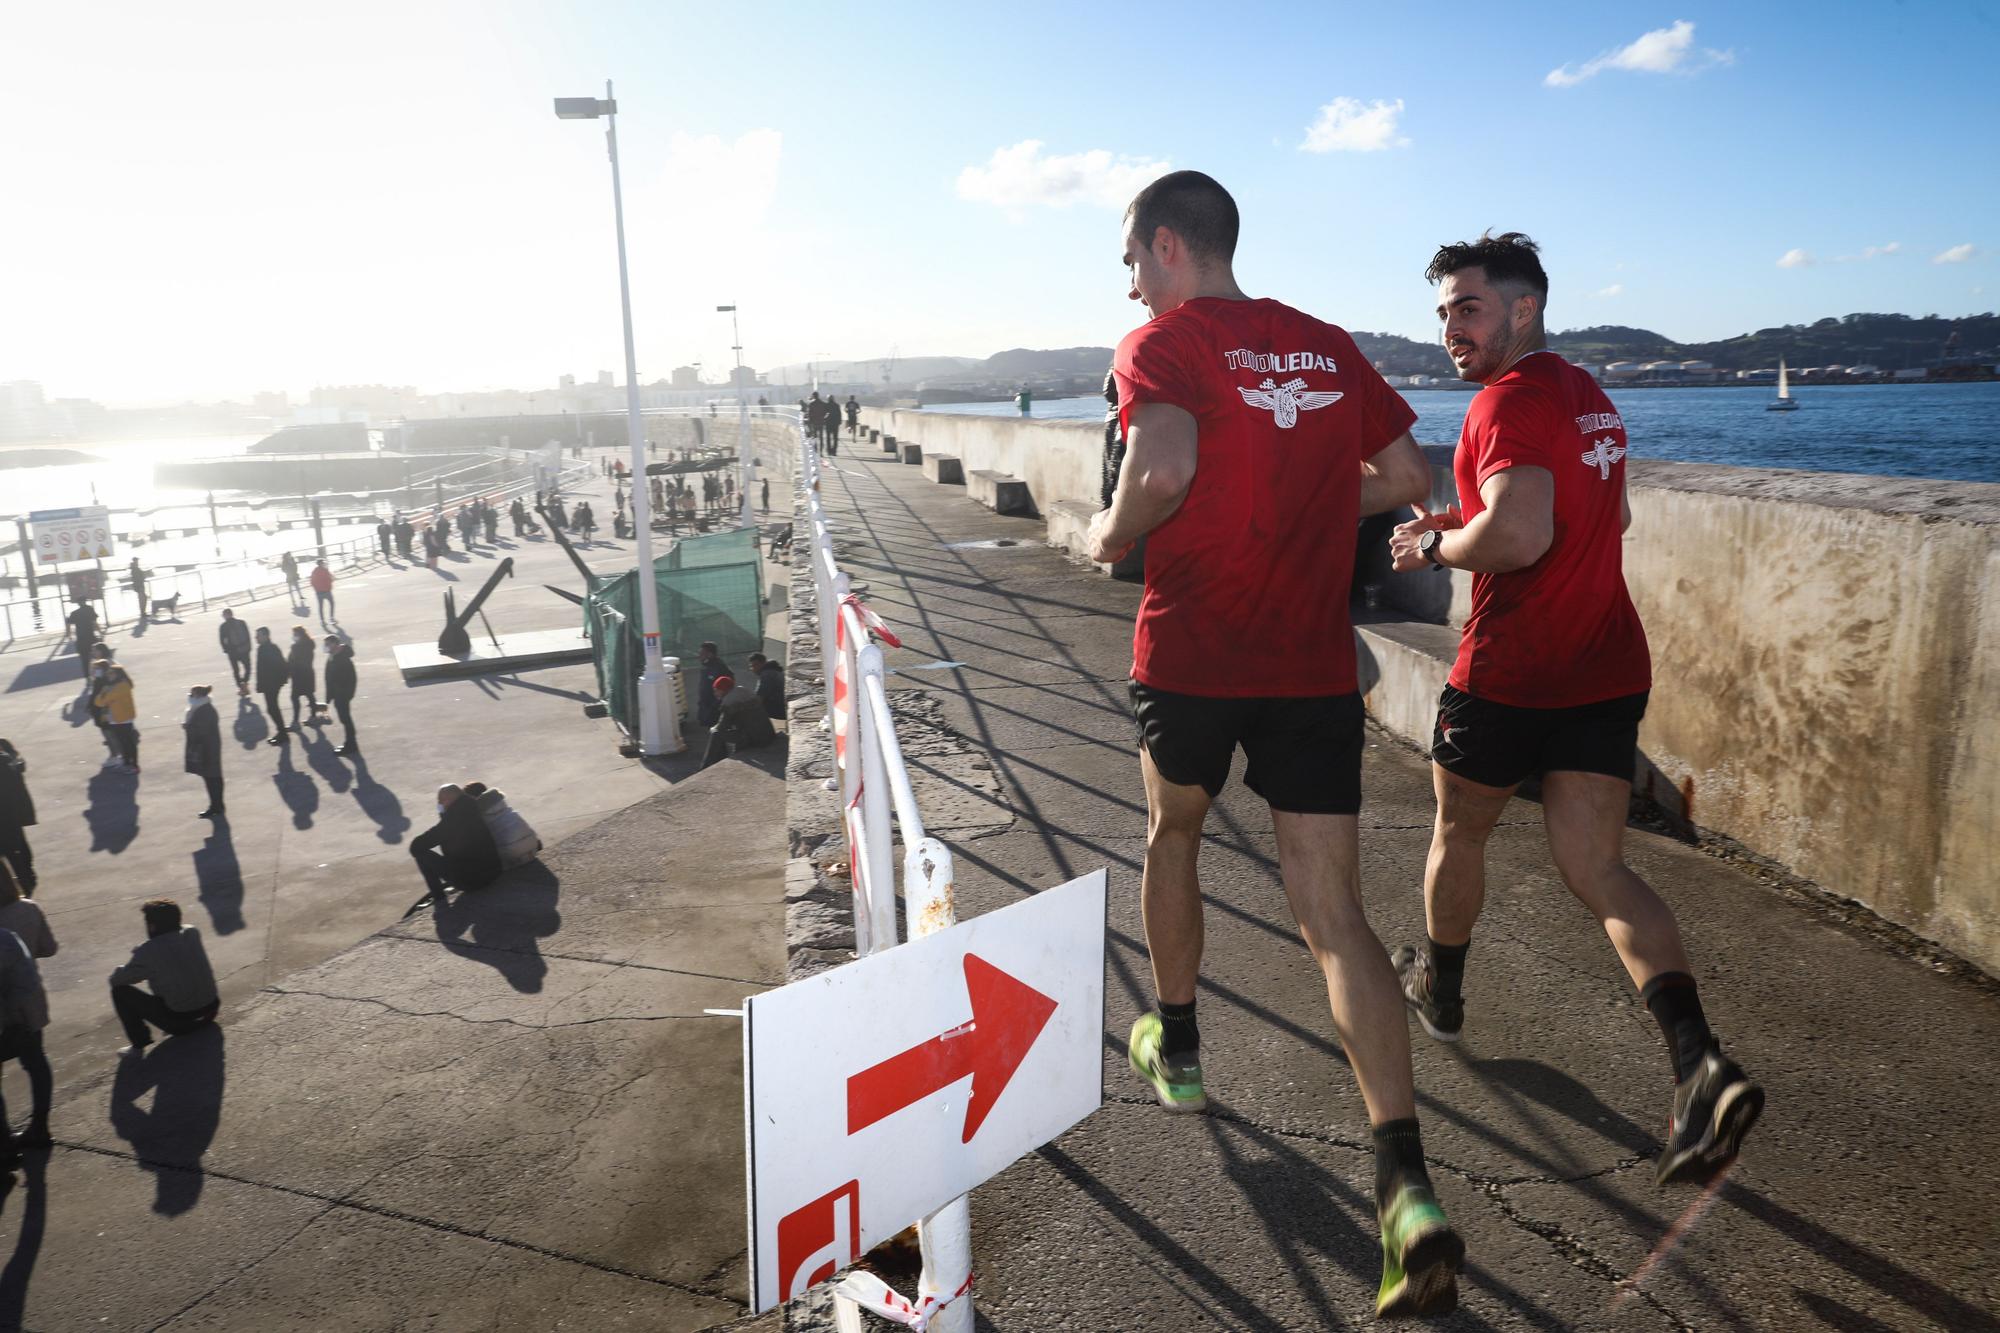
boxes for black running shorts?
[1430,685,1649,790]
[1129,682,1363,815]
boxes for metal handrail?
[800,414,972,1332]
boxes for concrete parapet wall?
[861,407,1102,510]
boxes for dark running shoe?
[1656,1045,1764,1186]
[1392,945,1464,1044]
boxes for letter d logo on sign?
[778,1180,860,1301]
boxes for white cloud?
[956,140,1172,211]
[1777,248,1813,269]
[1934,243,1977,264]
[1834,241,1901,261]
[1299,98,1408,153]
[1546,20,1733,88]
[1595,283,1624,297]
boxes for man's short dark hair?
[1125,171,1239,265]
[142,898,182,931]
[1424,231,1548,299]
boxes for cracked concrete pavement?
[783,446,2000,1331]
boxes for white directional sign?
[743,869,1106,1314]
[28,507,116,563]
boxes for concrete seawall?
[858,406,2000,977]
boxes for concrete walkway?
[2,756,787,1331]
[793,445,2000,1331]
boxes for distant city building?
[0,380,48,440]
[559,373,576,390]
[596,370,614,387]
[728,365,763,388]
[1602,361,1643,380]
[671,365,702,389]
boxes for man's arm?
[1389,466,1555,574]
[1359,432,1432,517]
[108,949,147,988]
[1088,402,1198,563]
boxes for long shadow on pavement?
[347,756,409,844]
[431,863,562,994]
[0,1152,47,1330]
[192,817,246,935]
[231,694,270,749]
[109,1024,226,1217]
[271,744,318,830]
[81,770,139,853]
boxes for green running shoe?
[1376,1183,1464,1319]
[1127,1012,1207,1113]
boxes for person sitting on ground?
[465,782,541,870]
[408,783,503,908]
[0,916,53,1158]
[701,675,777,768]
[108,898,219,1056]
[748,653,786,721]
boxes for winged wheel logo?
[1236,377,1342,429]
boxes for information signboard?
[27,507,116,564]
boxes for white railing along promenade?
[0,455,595,650]
[800,419,974,1333]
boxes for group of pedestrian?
[1081,172,1762,1318]
[802,392,841,455]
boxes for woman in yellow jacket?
[92,656,140,773]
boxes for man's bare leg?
[1139,746,1209,1006]
[1270,810,1414,1124]
[1423,764,1517,947]
[1540,770,1689,987]
[1542,769,1763,1183]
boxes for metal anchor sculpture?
[438,555,515,655]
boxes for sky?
[2,0,1994,406]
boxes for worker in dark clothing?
[128,558,149,615]
[287,628,318,729]
[408,784,503,907]
[696,641,731,729]
[324,635,359,756]
[279,550,302,604]
[218,609,252,695]
[748,653,786,720]
[183,685,225,819]
[67,600,99,680]
[701,676,777,768]
[254,627,290,744]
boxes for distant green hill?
[877,312,1999,386]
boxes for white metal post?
[598,80,678,755]
[855,641,897,955]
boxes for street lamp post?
[556,81,681,756]
[717,305,754,528]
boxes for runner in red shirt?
[1090,171,1462,1318]
[1388,233,1762,1188]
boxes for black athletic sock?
[1372,1118,1434,1214]
[1640,972,1714,1083]
[1426,937,1469,1004]
[1157,999,1199,1058]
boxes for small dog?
[148,593,180,619]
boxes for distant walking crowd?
[801,392,860,455]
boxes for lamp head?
[554,97,612,120]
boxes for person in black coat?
[0,739,35,893]
[182,686,225,819]
[323,634,358,756]
[408,784,502,905]
[218,608,252,695]
[254,627,290,744]
[287,628,318,729]
[695,641,730,729]
[67,599,99,680]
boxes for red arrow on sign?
[846,953,1058,1143]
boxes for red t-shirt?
[1448,352,1650,707]
[1113,297,1415,697]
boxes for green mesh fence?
[583,546,765,735]
[663,526,759,569]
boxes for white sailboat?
[1767,357,1800,411]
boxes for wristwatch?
[1418,529,1445,568]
